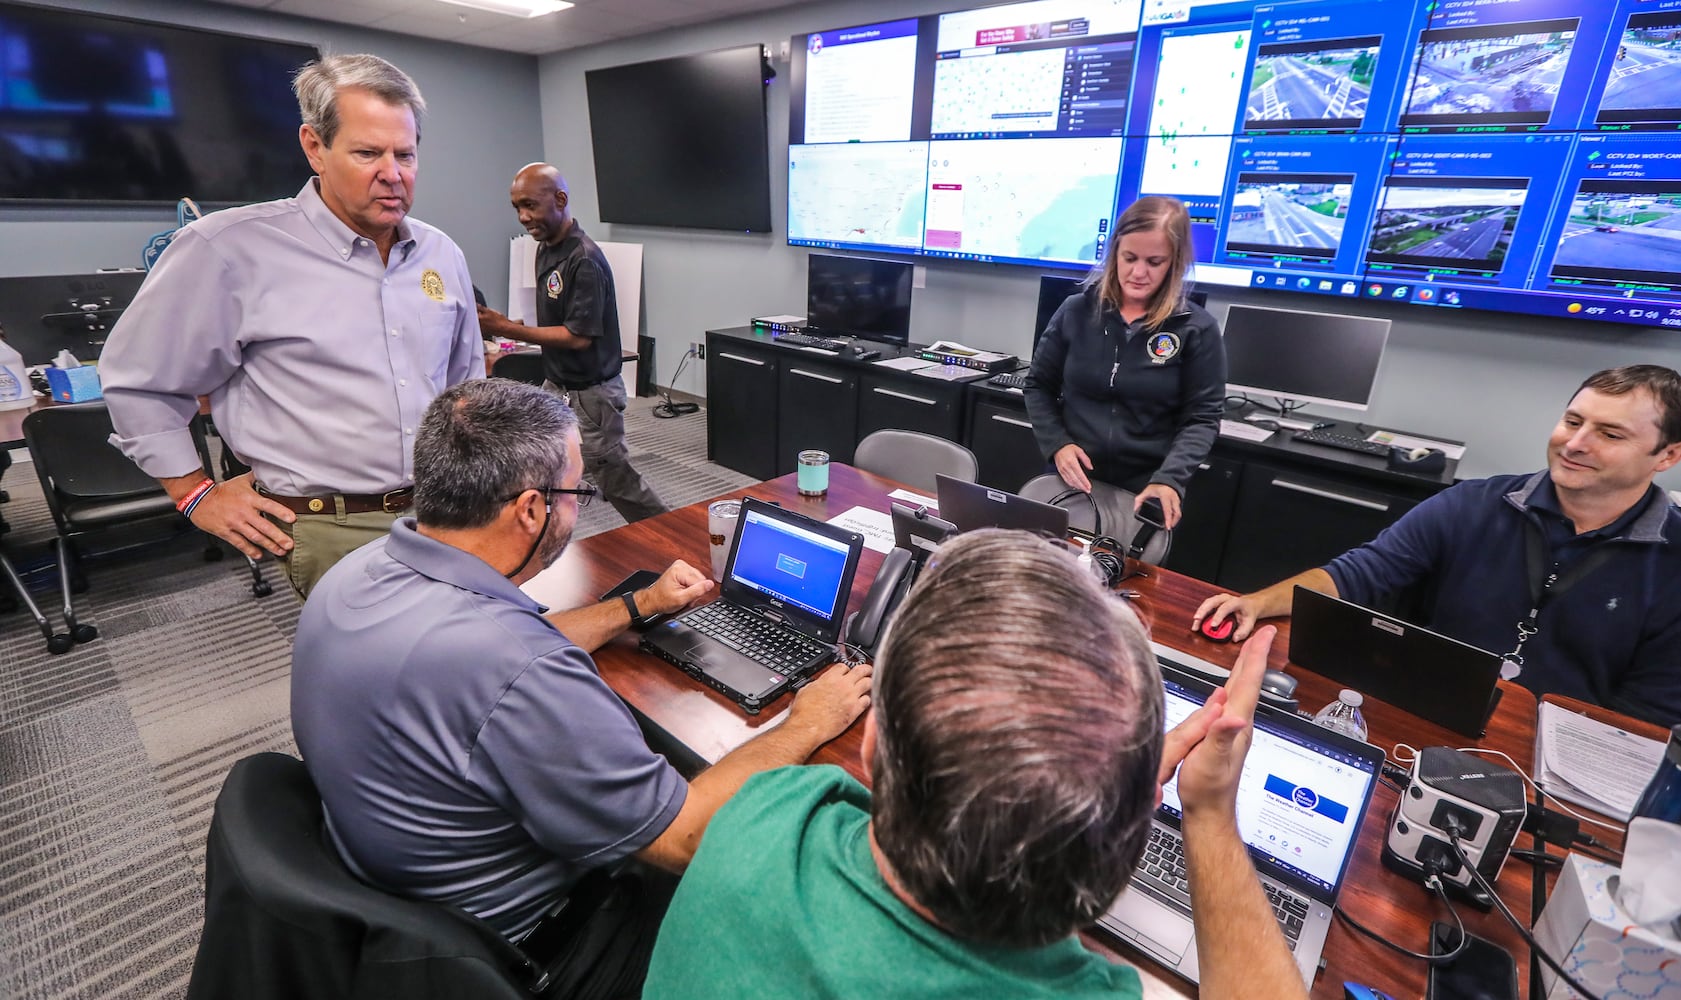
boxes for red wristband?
[175,478,216,514]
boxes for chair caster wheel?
[252,581,274,598]
[72,624,98,644]
[48,634,73,654]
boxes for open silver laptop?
[1099,665,1383,987]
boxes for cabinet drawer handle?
[1271,479,1390,513]
[790,368,843,385]
[989,414,1033,429]
[717,352,765,367]
[872,387,937,406]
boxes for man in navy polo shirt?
[292,379,871,998]
[1193,365,1681,726]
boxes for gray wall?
[0,0,544,303]
[540,0,1681,489]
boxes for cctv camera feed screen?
[784,0,1681,330]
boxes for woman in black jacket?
[1024,196,1226,531]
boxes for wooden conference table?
[570,463,1606,1000]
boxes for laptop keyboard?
[1138,826,1306,949]
[684,602,829,676]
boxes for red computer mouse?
[1199,617,1236,643]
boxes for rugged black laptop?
[934,474,1070,538]
[641,498,864,714]
[1289,587,1504,737]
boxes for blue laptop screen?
[1158,676,1378,896]
[728,509,852,621]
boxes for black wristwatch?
[620,590,641,621]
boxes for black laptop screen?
[728,508,852,622]
[1158,675,1378,897]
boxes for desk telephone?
[842,503,957,654]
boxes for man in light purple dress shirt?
[101,54,484,598]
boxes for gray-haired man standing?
[103,53,483,598]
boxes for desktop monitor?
[0,272,147,365]
[1223,304,1390,412]
[806,253,913,345]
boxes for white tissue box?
[1535,853,1681,1000]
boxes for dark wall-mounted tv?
[585,44,772,233]
[0,2,318,204]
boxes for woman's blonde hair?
[1094,196,1193,331]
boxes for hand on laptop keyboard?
[640,560,714,617]
[786,662,874,747]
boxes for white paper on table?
[1363,429,1467,461]
[1219,419,1274,442]
[1536,702,1666,819]
[887,488,938,510]
[828,505,895,554]
[873,356,938,372]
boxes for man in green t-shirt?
[645,529,1305,1000]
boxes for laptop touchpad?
[688,644,784,695]
[1108,887,1194,961]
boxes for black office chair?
[188,753,622,1000]
[22,403,270,653]
[491,352,546,386]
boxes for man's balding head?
[510,162,571,245]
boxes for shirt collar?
[383,518,549,613]
[1507,471,1668,542]
[296,178,417,258]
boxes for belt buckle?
[381,489,409,513]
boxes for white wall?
[539,0,1681,489]
[0,0,545,302]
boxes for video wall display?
[786,0,1681,331]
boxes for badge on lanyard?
[546,270,564,300]
[1147,332,1181,364]
[421,269,446,302]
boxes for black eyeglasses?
[505,483,598,509]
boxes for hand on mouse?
[1191,592,1264,643]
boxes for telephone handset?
[844,547,914,654]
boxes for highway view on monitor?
[1596,18,1681,122]
[1246,40,1377,128]
[1552,191,1681,279]
[1227,178,1352,255]
[1403,24,1578,120]
[1368,184,1525,266]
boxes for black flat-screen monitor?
[1223,304,1390,411]
[585,45,772,232]
[0,3,316,204]
[0,271,146,364]
[1033,275,1083,354]
[806,253,913,344]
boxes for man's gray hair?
[413,380,577,530]
[293,53,427,147]
[871,529,1164,947]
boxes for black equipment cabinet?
[777,358,860,476]
[704,338,780,481]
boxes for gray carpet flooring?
[0,398,748,999]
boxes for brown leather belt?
[258,487,413,515]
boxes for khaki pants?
[546,377,668,523]
[278,510,398,599]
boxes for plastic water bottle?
[0,336,31,411]
[1313,689,1369,742]
[1631,724,1681,824]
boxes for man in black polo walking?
[479,162,667,522]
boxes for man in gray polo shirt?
[291,379,871,998]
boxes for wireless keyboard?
[1291,429,1391,457]
[987,372,1027,389]
[776,333,847,352]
